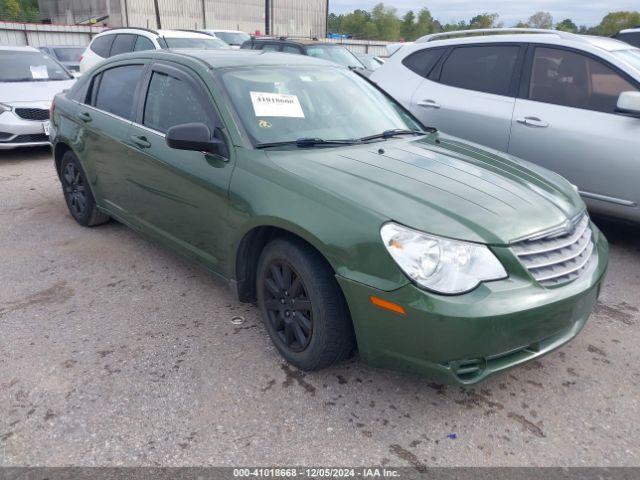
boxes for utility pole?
[153,0,162,29]
[265,0,270,35]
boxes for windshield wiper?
[358,129,428,142]
[255,137,361,149]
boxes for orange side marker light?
[369,296,406,316]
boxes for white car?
[371,28,640,223]
[80,27,230,73]
[201,29,250,49]
[0,46,75,149]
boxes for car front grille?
[15,108,50,121]
[511,213,596,287]
[0,133,50,143]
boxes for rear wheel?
[60,151,109,227]
[257,238,355,371]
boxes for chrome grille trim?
[511,213,596,287]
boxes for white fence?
[0,21,394,56]
[0,21,104,47]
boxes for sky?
[329,0,639,27]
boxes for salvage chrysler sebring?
[49,50,608,385]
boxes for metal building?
[38,0,328,38]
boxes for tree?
[468,13,501,29]
[528,11,553,29]
[400,10,416,41]
[556,18,578,33]
[370,3,400,41]
[327,13,342,33]
[1,0,21,21]
[514,21,529,28]
[414,8,436,38]
[597,11,640,36]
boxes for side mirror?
[166,122,224,154]
[616,91,640,118]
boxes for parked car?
[355,53,385,70]
[80,27,230,73]
[372,28,640,223]
[241,37,369,71]
[50,49,608,385]
[0,46,75,150]
[202,29,250,48]
[613,27,640,48]
[38,45,84,74]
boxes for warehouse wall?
[38,0,327,37]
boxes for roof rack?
[98,26,160,36]
[416,28,585,44]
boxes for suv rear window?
[402,47,445,77]
[439,45,520,96]
[90,35,115,58]
[94,65,145,120]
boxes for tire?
[60,150,110,227]
[257,237,356,371]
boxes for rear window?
[53,47,84,62]
[90,35,115,58]
[164,37,228,49]
[94,65,145,120]
[134,35,155,51]
[439,45,520,96]
[402,47,446,77]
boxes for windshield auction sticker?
[30,65,49,79]
[250,91,305,118]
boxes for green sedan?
[49,50,609,385]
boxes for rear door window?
[402,47,446,77]
[90,35,115,58]
[93,65,145,120]
[110,34,137,57]
[439,45,520,96]
[528,47,638,114]
[143,70,211,133]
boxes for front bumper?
[337,223,609,385]
[0,108,50,150]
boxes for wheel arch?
[53,141,73,180]
[232,221,337,303]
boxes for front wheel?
[60,151,109,227]
[257,238,356,371]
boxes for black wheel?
[257,237,355,371]
[60,151,109,227]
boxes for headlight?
[380,222,507,294]
[0,103,12,113]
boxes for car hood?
[266,133,585,245]
[0,79,75,104]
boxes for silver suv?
[372,29,640,223]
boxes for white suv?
[80,28,229,73]
[614,27,640,48]
[371,28,640,223]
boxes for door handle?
[130,135,151,149]
[78,112,92,123]
[417,99,441,109]
[517,117,549,128]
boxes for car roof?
[0,45,40,52]
[250,37,334,46]
[94,28,213,40]
[406,30,633,54]
[115,49,340,69]
[210,29,246,34]
[619,27,640,33]
[38,45,84,48]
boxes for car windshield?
[0,50,72,82]
[164,37,229,49]
[305,45,364,69]
[612,48,640,72]
[53,47,84,62]
[357,54,382,70]
[219,66,423,146]
[214,31,250,46]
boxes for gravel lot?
[1,147,639,468]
